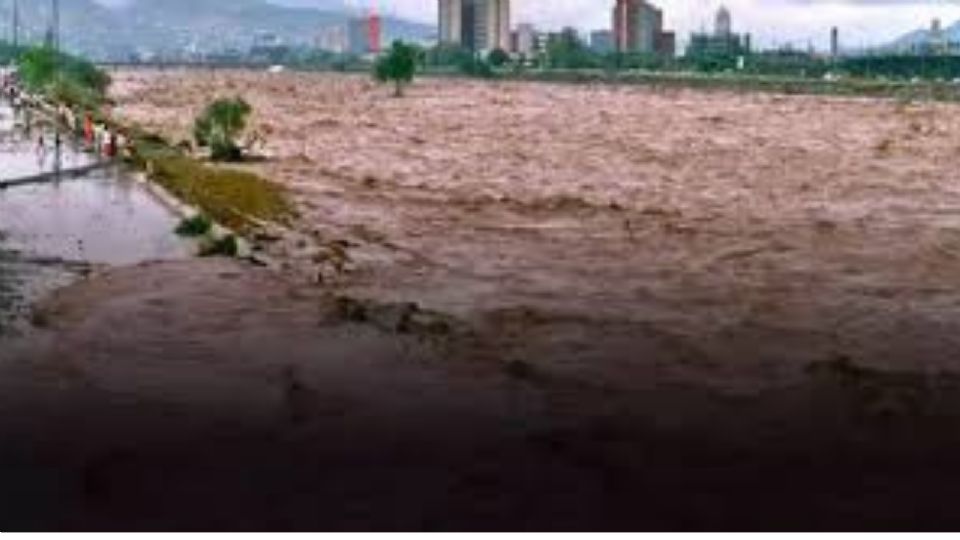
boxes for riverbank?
[101,64,960,103]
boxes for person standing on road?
[36,134,46,169]
[54,132,63,174]
[107,130,118,158]
[83,113,93,146]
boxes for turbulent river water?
[0,101,192,336]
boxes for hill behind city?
[1,0,432,60]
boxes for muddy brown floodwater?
[110,69,960,391]
[8,71,960,531]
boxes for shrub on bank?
[199,234,239,258]
[175,214,214,237]
[193,97,253,162]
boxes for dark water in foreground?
[0,102,192,335]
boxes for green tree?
[374,41,419,97]
[194,97,253,162]
[545,31,600,69]
[488,48,510,68]
[458,54,496,79]
[425,43,473,68]
[17,46,58,91]
[15,45,110,108]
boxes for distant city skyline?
[92,0,960,50]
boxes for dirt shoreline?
[6,71,960,529]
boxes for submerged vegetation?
[175,214,214,237]
[193,97,253,161]
[199,234,240,258]
[374,41,419,97]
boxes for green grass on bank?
[133,137,293,234]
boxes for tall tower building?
[439,0,511,53]
[515,23,536,55]
[369,12,382,54]
[613,0,664,54]
[930,18,947,55]
[715,6,732,37]
[439,0,463,45]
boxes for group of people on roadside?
[2,69,131,167]
[65,107,126,160]
[1,71,21,104]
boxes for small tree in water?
[194,97,252,161]
[374,41,418,97]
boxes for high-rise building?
[930,18,947,55]
[830,27,839,58]
[347,13,382,56]
[612,0,671,55]
[715,6,732,37]
[514,22,536,55]
[369,13,382,54]
[686,5,749,57]
[655,31,675,57]
[347,18,367,55]
[317,25,348,54]
[439,0,463,45]
[590,30,614,54]
[438,0,511,53]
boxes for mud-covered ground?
[5,71,960,530]
[8,258,960,531]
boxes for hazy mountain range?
[0,0,433,60]
[888,19,960,52]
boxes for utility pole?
[11,0,18,50]
[52,0,60,54]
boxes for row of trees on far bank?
[413,37,960,82]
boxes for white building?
[316,25,348,54]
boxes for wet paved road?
[0,101,193,336]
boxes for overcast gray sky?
[102,0,960,49]
[311,0,960,49]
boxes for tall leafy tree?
[374,41,419,97]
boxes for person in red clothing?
[107,130,118,158]
[83,113,93,145]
